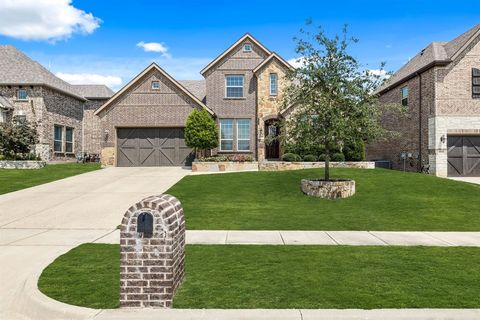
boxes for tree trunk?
[325,154,330,181]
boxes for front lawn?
[0,163,101,195]
[39,243,480,309]
[167,168,480,230]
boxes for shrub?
[185,109,218,157]
[331,153,345,162]
[282,153,301,162]
[318,154,326,161]
[0,121,38,159]
[198,155,254,162]
[302,154,318,162]
[344,139,366,161]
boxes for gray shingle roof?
[377,24,480,94]
[72,84,115,99]
[0,45,86,101]
[178,80,206,103]
[0,95,14,110]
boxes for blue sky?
[1,0,479,90]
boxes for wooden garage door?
[447,136,480,177]
[117,128,193,167]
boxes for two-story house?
[0,45,114,161]
[94,34,293,167]
[368,24,480,177]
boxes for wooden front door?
[265,120,280,159]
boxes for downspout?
[418,72,423,172]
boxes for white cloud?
[287,57,305,68]
[368,69,391,79]
[56,72,122,89]
[0,0,101,42]
[137,41,169,57]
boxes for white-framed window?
[65,127,74,153]
[473,68,480,99]
[54,125,63,152]
[151,81,160,90]
[269,73,278,96]
[237,119,250,151]
[225,75,244,98]
[17,89,27,100]
[0,111,6,123]
[243,43,252,52]
[219,119,234,151]
[401,86,408,106]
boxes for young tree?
[185,108,218,158]
[282,23,393,181]
[0,120,38,159]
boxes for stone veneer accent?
[191,161,258,172]
[301,179,356,199]
[0,160,46,169]
[259,161,375,171]
[120,194,185,308]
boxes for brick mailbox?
[120,194,186,308]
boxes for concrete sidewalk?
[92,230,480,247]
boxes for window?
[54,125,63,152]
[237,119,250,151]
[65,127,74,153]
[0,111,6,123]
[219,119,233,151]
[401,86,408,106]
[151,81,160,90]
[243,43,252,52]
[225,75,244,98]
[270,73,278,96]
[17,89,27,100]
[473,68,480,99]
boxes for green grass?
[38,244,120,309]
[0,163,101,194]
[167,168,480,230]
[39,244,480,309]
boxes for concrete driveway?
[0,166,189,320]
[448,177,480,185]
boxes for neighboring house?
[95,34,293,167]
[368,24,480,177]
[0,45,114,160]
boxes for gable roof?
[94,63,214,116]
[252,52,294,74]
[178,80,206,102]
[73,84,115,99]
[200,33,271,76]
[0,95,14,110]
[0,45,86,101]
[376,24,480,94]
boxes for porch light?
[440,135,446,144]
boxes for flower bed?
[0,160,46,169]
[259,161,375,171]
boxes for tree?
[185,108,218,158]
[0,120,38,159]
[282,23,394,181]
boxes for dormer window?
[473,68,480,99]
[401,86,408,106]
[151,81,160,90]
[243,43,252,52]
[17,89,27,100]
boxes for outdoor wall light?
[104,129,109,141]
[440,135,446,144]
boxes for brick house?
[368,24,480,177]
[0,45,114,161]
[95,34,293,167]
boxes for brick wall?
[120,194,185,308]
[83,99,105,155]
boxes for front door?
[265,120,280,159]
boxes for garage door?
[447,136,480,177]
[117,128,193,167]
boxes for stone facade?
[255,58,290,162]
[368,31,480,177]
[259,161,375,171]
[0,85,84,161]
[120,194,186,308]
[0,160,46,169]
